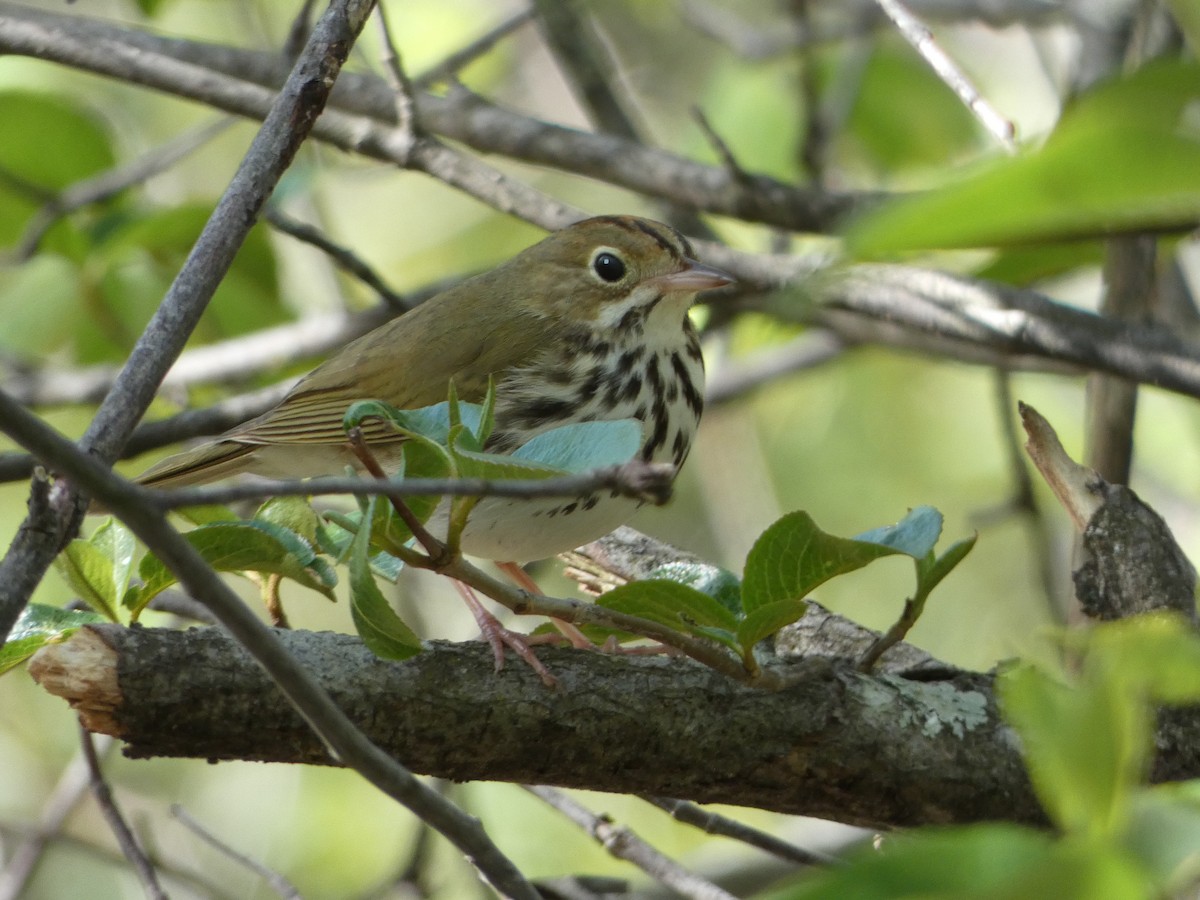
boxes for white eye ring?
[589,247,627,284]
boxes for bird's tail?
[133,440,256,490]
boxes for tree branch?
[30,623,1038,831]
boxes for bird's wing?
[228,292,545,447]
[136,283,547,486]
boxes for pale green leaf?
[133,520,337,617]
[741,511,900,613]
[855,506,943,560]
[0,604,106,675]
[349,498,422,660]
[736,599,809,651]
[598,579,739,646]
[848,60,1200,254]
[53,539,120,621]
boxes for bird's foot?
[453,580,558,687]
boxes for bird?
[135,215,734,678]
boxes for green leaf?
[348,498,422,660]
[255,496,321,544]
[848,60,1200,254]
[979,840,1149,900]
[0,91,115,247]
[344,398,485,448]
[0,604,106,675]
[597,580,740,647]
[855,506,943,560]
[998,662,1147,837]
[647,562,743,617]
[736,599,809,652]
[475,377,498,447]
[1000,617,1200,841]
[133,520,337,617]
[915,534,977,603]
[449,430,562,481]
[1084,613,1200,707]
[90,519,136,604]
[741,511,900,613]
[0,256,83,357]
[54,536,122,621]
[770,824,1052,899]
[511,419,642,473]
[174,504,241,526]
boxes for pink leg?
[495,561,596,650]
[452,580,557,688]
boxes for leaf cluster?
[778,615,1200,899]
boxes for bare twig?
[264,206,411,310]
[0,739,107,900]
[145,461,677,510]
[691,106,752,182]
[533,0,641,139]
[412,9,534,88]
[0,818,237,900]
[524,786,738,900]
[10,117,235,261]
[171,805,301,899]
[80,728,168,899]
[970,371,1061,620]
[1085,235,1156,483]
[643,796,834,866]
[811,264,1200,401]
[373,3,419,152]
[705,332,847,405]
[874,0,1017,152]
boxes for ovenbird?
[136,215,733,563]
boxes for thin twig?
[144,462,677,510]
[0,821,239,900]
[264,206,411,310]
[642,796,835,866]
[80,728,168,899]
[172,805,301,899]
[11,117,235,261]
[691,107,752,182]
[874,0,1017,152]
[0,739,107,900]
[282,0,317,60]
[524,786,737,900]
[345,426,448,565]
[970,371,1061,621]
[374,3,418,142]
[412,9,533,88]
[705,332,847,405]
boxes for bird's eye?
[592,251,626,283]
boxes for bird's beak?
[647,259,736,294]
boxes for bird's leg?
[452,580,559,687]
[499,561,683,658]
[494,561,596,650]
